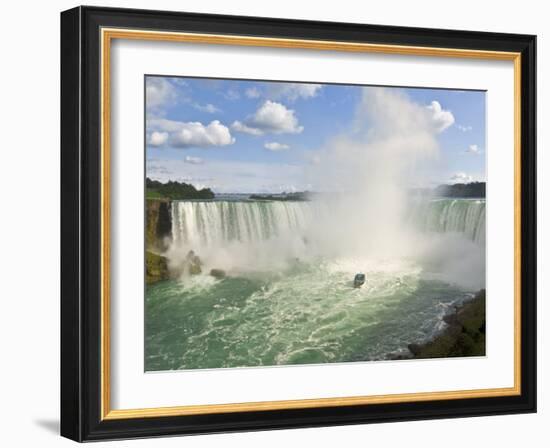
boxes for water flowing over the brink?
[408,199,485,245]
[171,200,319,248]
[171,198,486,248]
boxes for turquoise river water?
[145,198,485,371]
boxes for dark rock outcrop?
[406,290,486,359]
[145,251,170,284]
[186,250,202,275]
[210,269,226,279]
[146,199,172,252]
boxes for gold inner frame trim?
[100,27,522,421]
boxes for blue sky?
[146,76,486,193]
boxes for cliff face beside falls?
[146,199,172,252]
[145,199,172,284]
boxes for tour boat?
[354,273,366,288]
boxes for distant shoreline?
[146,178,486,200]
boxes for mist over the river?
[165,87,485,291]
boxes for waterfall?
[171,200,317,249]
[171,198,486,251]
[408,199,485,245]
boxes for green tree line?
[146,178,215,200]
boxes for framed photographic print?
[60,6,536,442]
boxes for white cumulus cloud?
[146,77,177,110]
[450,172,473,183]
[245,87,261,99]
[231,101,303,136]
[171,121,235,148]
[427,100,455,133]
[193,103,221,113]
[184,156,204,164]
[231,121,264,136]
[149,131,169,146]
[264,142,290,151]
[223,89,240,100]
[465,144,481,154]
[147,118,235,148]
[268,83,322,102]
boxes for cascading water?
[170,198,486,249]
[145,197,486,371]
[408,199,486,245]
[171,200,323,248]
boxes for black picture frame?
[61,5,536,442]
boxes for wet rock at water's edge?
[145,251,170,284]
[186,250,203,275]
[210,269,226,279]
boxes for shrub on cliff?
[145,251,169,284]
[434,182,486,198]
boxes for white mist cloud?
[427,100,455,132]
[156,86,485,290]
[264,142,290,151]
[297,87,484,289]
[419,233,486,290]
[231,101,304,135]
[304,87,440,257]
[457,124,473,132]
[309,154,321,165]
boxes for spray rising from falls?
[166,89,487,285]
[145,87,488,371]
